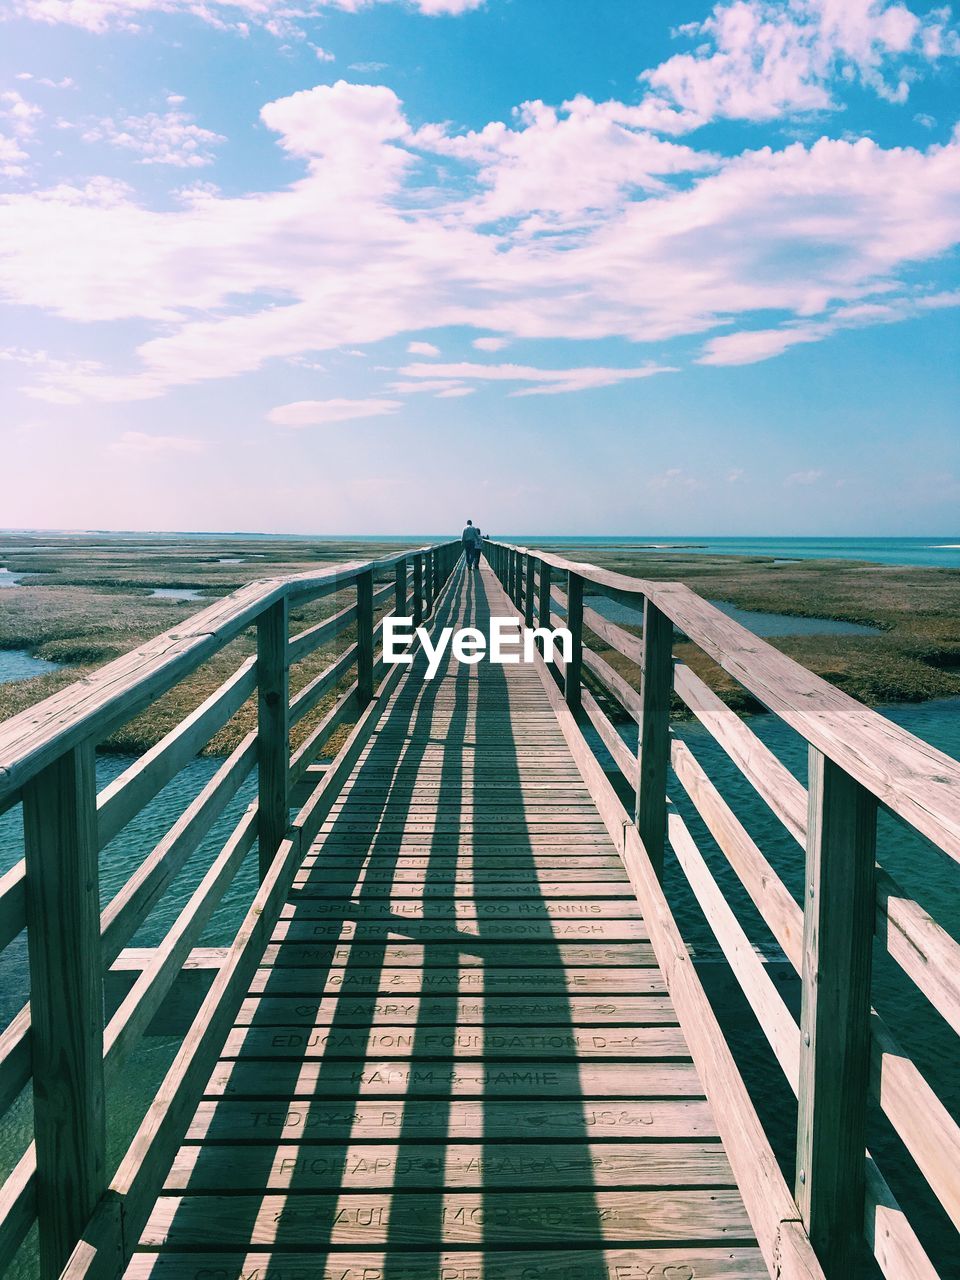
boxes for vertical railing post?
[257,596,290,880]
[413,554,424,627]
[356,567,374,706]
[565,571,583,713]
[524,554,535,629]
[796,749,876,1277]
[424,549,435,616]
[23,742,106,1280]
[635,599,672,881]
[395,556,407,619]
[538,559,552,630]
[511,550,520,606]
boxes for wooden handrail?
[487,540,960,858]
[485,538,959,1280]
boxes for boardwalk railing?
[0,541,461,1280]
[486,538,960,1280]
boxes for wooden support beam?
[636,599,672,882]
[796,749,876,1277]
[424,550,435,616]
[412,554,424,627]
[257,597,289,881]
[394,558,407,620]
[23,744,106,1280]
[565,571,583,714]
[356,568,374,706]
[538,560,552,633]
[524,555,536,629]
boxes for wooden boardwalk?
[129,564,763,1278]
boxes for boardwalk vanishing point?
[0,541,958,1280]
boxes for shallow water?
[148,586,205,600]
[585,592,881,637]
[0,651,62,685]
[520,535,960,569]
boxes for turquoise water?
[0,651,62,685]
[516,536,960,569]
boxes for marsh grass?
[0,534,419,753]
[528,543,960,715]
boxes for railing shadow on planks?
[0,542,461,1280]
[485,537,960,1280]
[0,534,956,1280]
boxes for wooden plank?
[673,662,806,844]
[262,941,656,969]
[165,1139,734,1192]
[291,877,639,898]
[289,684,358,787]
[276,897,643,919]
[288,600,357,666]
[220,1024,689,1059]
[0,858,25,955]
[248,967,668,997]
[270,917,649,943]
[101,732,257,965]
[23,743,106,1280]
[204,1059,702,1100]
[288,644,356,728]
[582,687,639,788]
[125,1249,768,1280]
[140,1189,751,1248]
[796,750,876,1277]
[636,599,672,882]
[257,597,290,881]
[96,655,256,850]
[235,994,678,1026]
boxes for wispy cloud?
[398,361,677,395]
[268,397,402,426]
[407,340,440,356]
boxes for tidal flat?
[1,533,958,750]
[0,533,416,755]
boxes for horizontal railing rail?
[0,540,462,1280]
[485,537,960,1280]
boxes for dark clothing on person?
[462,524,482,570]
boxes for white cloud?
[110,430,204,454]
[407,340,441,356]
[82,109,224,167]
[785,468,824,485]
[639,0,960,131]
[313,45,336,62]
[2,80,959,404]
[472,336,508,351]
[268,397,402,426]
[398,361,677,395]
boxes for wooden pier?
[0,540,957,1280]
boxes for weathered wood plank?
[257,597,290,881]
[23,744,106,1280]
[220,1024,689,1059]
[235,994,678,1026]
[165,1139,733,1192]
[140,1189,752,1248]
[796,750,876,1277]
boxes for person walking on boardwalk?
[462,519,482,570]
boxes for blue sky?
[1,0,958,535]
